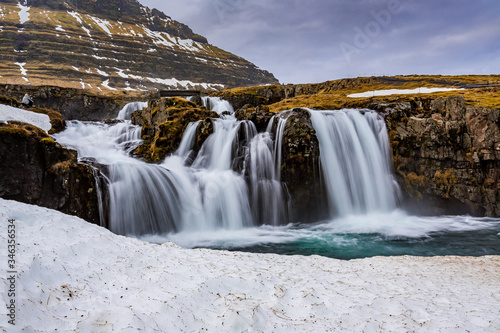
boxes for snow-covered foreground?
[1,199,499,332]
[0,104,51,132]
[347,87,463,98]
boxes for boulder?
[279,108,327,222]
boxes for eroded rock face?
[386,95,500,216]
[131,97,219,162]
[278,108,326,222]
[235,104,274,133]
[0,122,100,223]
[0,84,134,120]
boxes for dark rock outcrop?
[131,97,219,162]
[384,95,500,216]
[277,108,326,222]
[235,104,274,133]
[0,84,136,120]
[0,122,100,223]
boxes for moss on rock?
[131,97,219,162]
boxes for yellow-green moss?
[433,169,457,198]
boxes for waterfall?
[201,96,234,114]
[116,101,148,120]
[54,97,289,235]
[247,130,289,225]
[175,120,201,159]
[55,97,400,237]
[309,109,399,217]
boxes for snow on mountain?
[0,0,278,91]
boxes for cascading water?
[200,96,234,114]
[53,101,500,259]
[309,109,399,216]
[54,97,288,236]
[116,101,148,120]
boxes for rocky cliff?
[0,83,149,120]
[383,96,500,216]
[0,121,100,223]
[0,0,278,91]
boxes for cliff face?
[130,92,500,218]
[0,121,100,223]
[0,0,278,91]
[0,83,138,120]
[384,96,500,216]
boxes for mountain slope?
[0,0,278,92]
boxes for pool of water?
[140,210,500,260]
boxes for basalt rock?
[235,104,274,133]
[0,122,100,223]
[0,84,139,120]
[278,108,326,222]
[131,97,219,162]
[384,95,500,216]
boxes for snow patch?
[101,79,116,90]
[124,81,136,91]
[72,66,80,71]
[81,26,91,38]
[0,199,499,332]
[348,87,464,98]
[88,15,113,36]
[55,25,65,32]
[17,2,30,24]
[68,11,92,37]
[14,62,27,76]
[146,77,223,90]
[95,68,109,77]
[0,105,51,132]
[67,11,82,24]
[92,54,114,61]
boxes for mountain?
[0,0,278,92]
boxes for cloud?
[140,0,500,83]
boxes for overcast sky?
[139,0,500,84]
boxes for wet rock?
[131,97,219,162]
[279,108,327,222]
[235,104,274,133]
[0,122,99,223]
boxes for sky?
[139,0,500,84]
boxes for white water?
[175,120,201,159]
[116,101,148,120]
[309,109,399,217]
[54,97,288,235]
[201,96,234,114]
[50,102,500,257]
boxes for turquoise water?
[142,210,500,260]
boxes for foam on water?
[144,210,500,259]
[52,102,500,259]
